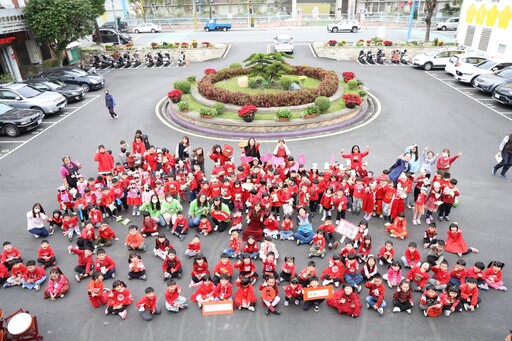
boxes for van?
[436,17,459,31]
[92,29,132,45]
[101,21,129,33]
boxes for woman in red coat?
[327,283,362,317]
[234,277,257,311]
[340,145,370,171]
[243,203,265,241]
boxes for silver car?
[0,83,67,115]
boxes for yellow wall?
[464,3,511,29]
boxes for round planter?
[169,98,181,104]
[304,114,317,119]
[276,117,290,122]
[346,104,356,109]
[180,109,189,113]
[242,115,254,122]
[200,114,213,119]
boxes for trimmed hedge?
[197,65,339,107]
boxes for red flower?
[168,89,183,103]
[327,39,337,46]
[384,40,393,46]
[238,105,258,117]
[204,68,217,75]
[201,42,210,47]
[342,71,356,82]
[342,93,362,106]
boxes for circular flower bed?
[197,65,339,107]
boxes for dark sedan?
[492,82,512,106]
[24,78,85,103]
[36,67,105,92]
[0,103,44,137]
[473,67,512,94]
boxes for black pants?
[303,299,324,310]
[128,269,146,279]
[393,299,413,311]
[212,219,229,233]
[438,203,453,217]
[107,305,126,315]
[323,274,341,283]
[37,257,56,268]
[336,210,346,221]
[443,302,463,311]
[309,200,319,214]
[427,255,441,266]
[239,271,258,281]
[460,296,481,306]
[77,238,93,250]
[279,271,294,283]
[107,106,117,118]
[75,265,90,275]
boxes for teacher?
[60,155,82,189]
[492,132,512,180]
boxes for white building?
[456,0,512,58]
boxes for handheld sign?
[261,287,276,301]
[211,210,230,221]
[202,300,234,316]
[336,219,359,240]
[303,286,334,301]
[426,305,442,317]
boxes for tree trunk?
[424,0,437,42]
[94,21,102,44]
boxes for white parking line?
[0,96,100,161]
[308,43,317,58]
[0,141,26,143]
[426,72,512,123]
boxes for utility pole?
[111,0,121,45]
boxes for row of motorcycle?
[89,51,186,69]
[358,48,409,65]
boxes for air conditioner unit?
[25,40,42,64]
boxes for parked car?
[92,28,132,45]
[493,82,512,106]
[412,48,465,71]
[326,19,360,33]
[454,59,512,85]
[436,17,459,31]
[37,67,105,92]
[445,53,487,76]
[132,23,161,33]
[0,103,44,137]
[274,35,293,54]
[473,67,512,94]
[101,21,129,33]
[24,79,85,103]
[204,18,232,31]
[0,83,67,115]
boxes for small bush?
[358,90,367,97]
[279,76,293,90]
[314,96,331,113]
[347,79,359,90]
[173,80,192,94]
[304,105,320,117]
[187,76,196,83]
[212,102,226,115]
[199,107,218,117]
[177,100,190,111]
[230,63,242,68]
[248,78,259,89]
[275,108,292,119]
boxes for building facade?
[456,0,512,57]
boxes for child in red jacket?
[235,255,258,284]
[302,276,325,312]
[460,277,480,312]
[191,275,215,308]
[185,235,202,259]
[419,284,440,317]
[190,254,210,287]
[284,278,303,306]
[141,212,159,237]
[137,287,161,321]
[485,261,507,291]
[318,216,337,249]
[197,215,213,236]
[259,276,281,315]
[263,213,279,239]
[321,253,345,287]
[309,230,326,258]
[88,273,108,308]
[212,254,233,284]
[407,262,431,292]
[172,211,188,241]
[106,280,133,319]
[377,240,395,266]
[214,274,233,301]
[234,277,257,311]
[37,239,56,269]
[20,260,46,291]
[439,286,462,316]
[223,230,242,259]
[62,214,81,242]
[328,283,362,317]
[365,273,386,315]
[68,246,93,282]
[95,222,118,248]
[449,258,467,287]
[94,249,116,280]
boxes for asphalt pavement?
[0,38,511,341]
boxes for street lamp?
[406,0,416,41]
[111,0,121,46]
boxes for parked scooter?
[145,52,154,67]
[391,50,400,64]
[400,49,409,64]
[376,48,385,64]
[90,55,100,69]
[132,50,141,67]
[155,52,163,66]
[162,51,170,66]
[100,54,110,69]
[366,50,375,64]
[358,49,366,64]
[123,53,131,68]
[178,51,186,67]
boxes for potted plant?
[177,100,190,112]
[191,40,198,48]
[275,108,292,122]
[204,68,217,75]
[238,105,258,122]
[303,105,320,119]
[202,41,210,47]
[168,89,183,103]
[342,93,363,109]
[327,39,337,46]
[199,107,218,118]
[150,42,159,49]
[342,71,356,83]
[181,42,189,48]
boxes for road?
[1,34,511,341]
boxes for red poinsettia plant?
[384,40,393,46]
[342,93,362,107]
[238,105,258,117]
[168,89,183,103]
[342,71,356,82]
[202,42,211,47]
[204,68,217,75]
[327,39,337,46]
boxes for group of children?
[1,138,506,322]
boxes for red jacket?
[214,282,233,300]
[22,266,45,282]
[94,151,114,173]
[235,261,256,277]
[165,286,183,305]
[439,292,460,310]
[191,282,215,302]
[162,257,182,273]
[466,267,486,281]
[198,220,212,234]
[484,268,502,283]
[312,235,326,251]
[243,242,259,254]
[108,287,133,307]
[0,263,9,278]
[192,262,210,277]
[214,260,234,277]
[80,227,96,241]
[405,248,421,266]
[284,284,303,298]
[228,237,242,255]
[365,281,386,307]
[460,283,479,306]
[263,218,279,231]
[94,255,116,273]
[173,217,189,234]
[11,264,27,278]
[431,266,450,284]
[136,295,157,311]
[406,266,430,287]
[62,216,79,232]
[70,248,93,274]
[187,241,201,252]
[450,266,466,283]
[98,225,116,240]
[1,247,22,263]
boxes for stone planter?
[303,114,317,119]
[200,114,213,119]
[346,104,356,109]
[180,109,189,113]
[276,117,290,122]
[242,115,254,122]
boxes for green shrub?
[314,96,331,113]
[187,76,196,83]
[279,76,293,90]
[177,100,190,111]
[212,102,226,115]
[248,78,259,89]
[358,90,367,97]
[275,108,292,119]
[173,80,192,94]
[199,107,218,117]
[303,105,320,117]
[0,73,15,83]
[347,79,359,90]
[230,63,242,68]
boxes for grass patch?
[213,75,321,94]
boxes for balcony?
[0,8,27,34]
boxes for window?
[497,44,507,54]
[478,28,492,51]
[464,25,475,46]
[0,91,18,100]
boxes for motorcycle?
[376,48,385,64]
[366,50,375,64]
[100,54,110,69]
[391,50,400,64]
[114,56,124,69]
[145,52,154,67]
[90,55,100,69]
[154,52,163,67]
[400,49,409,64]
[131,51,141,67]
[123,53,131,68]
[162,52,170,66]
[358,49,366,64]
[178,52,186,67]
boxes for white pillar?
[5,46,22,82]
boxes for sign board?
[0,9,27,34]
[303,286,333,301]
[336,219,359,239]
[202,300,234,316]
[0,37,15,45]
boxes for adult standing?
[132,134,146,158]
[27,203,49,238]
[243,138,261,161]
[94,144,114,175]
[388,153,412,184]
[341,145,370,171]
[60,156,82,189]
[135,129,151,151]
[405,144,420,173]
[176,136,190,161]
[492,132,512,180]
[272,139,291,158]
[104,90,118,119]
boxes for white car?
[412,49,464,71]
[454,59,512,85]
[132,23,161,33]
[436,17,459,31]
[274,35,293,54]
[445,53,487,76]
[327,19,360,33]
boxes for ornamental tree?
[24,0,98,64]
[243,52,294,85]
